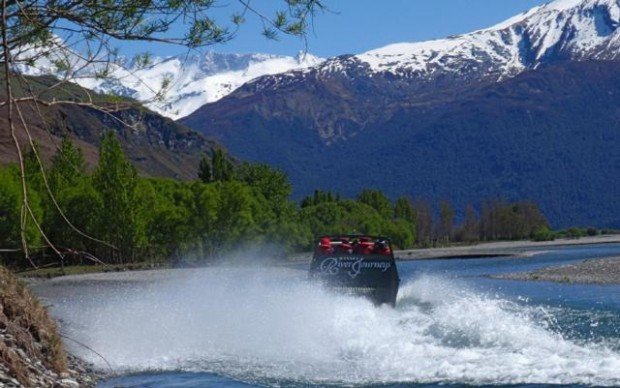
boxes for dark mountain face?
[0,77,218,180]
[179,1,620,228]
[182,60,620,228]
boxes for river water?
[38,244,620,387]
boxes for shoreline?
[394,235,620,261]
[17,235,620,279]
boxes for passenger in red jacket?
[354,237,374,255]
[315,237,333,256]
[373,240,392,256]
[334,238,352,254]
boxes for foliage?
[0,167,43,255]
[479,199,549,241]
[0,137,558,267]
[92,132,142,263]
[198,155,212,183]
[211,148,235,182]
[3,0,325,67]
[0,0,325,266]
[531,225,555,242]
[300,190,340,208]
[437,200,455,243]
[357,189,393,219]
[561,227,586,239]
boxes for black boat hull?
[309,254,400,307]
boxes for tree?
[357,189,393,219]
[460,203,479,242]
[394,196,416,244]
[49,137,86,192]
[211,149,235,182]
[532,225,554,241]
[301,189,340,208]
[198,155,212,183]
[414,199,433,247]
[236,162,293,220]
[1,0,325,263]
[394,196,416,223]
[92,131,141,263]
[437,200,455,244]
[0,166,43,262]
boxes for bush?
[531,226,555,241]
[565,227,586,239]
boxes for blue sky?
[121,0,549,58]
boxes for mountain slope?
[182,0,620,228]
[18,49,323,120]
[184,0,620,143]
[188,60,620,228]
[0,76,219,179]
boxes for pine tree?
[198,155,213,183]
[92,132,141,263]
[394,196,416,223]
[357,189,393,219]
[50,137,86,192]
[212,149,234,182]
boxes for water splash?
[54,267,620,386]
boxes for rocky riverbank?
[496,256,620,285]
[0,266,100,387]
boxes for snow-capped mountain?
[240,0,620,95]
[21,0,619,121]
[355,0,620,77]
[15,45,322,120]
[78,51,323,119]
[185,0,620,144]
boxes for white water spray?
[52,267,620,386]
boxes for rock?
[55,378,80,388]
[0,375,21,387]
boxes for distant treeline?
[0,133,553,267]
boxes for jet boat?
[308,235,400,306]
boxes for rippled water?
[42,244,620,387]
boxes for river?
[33,243,620,387]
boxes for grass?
[0,266,68,385]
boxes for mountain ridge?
[17,48,324,120]
[181,0,620,228]
[0,75,220,180]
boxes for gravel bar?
[496,256,620,285]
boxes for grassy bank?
[0,266,68,386]
[18,262,168,279]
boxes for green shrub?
[531,226,555,241]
